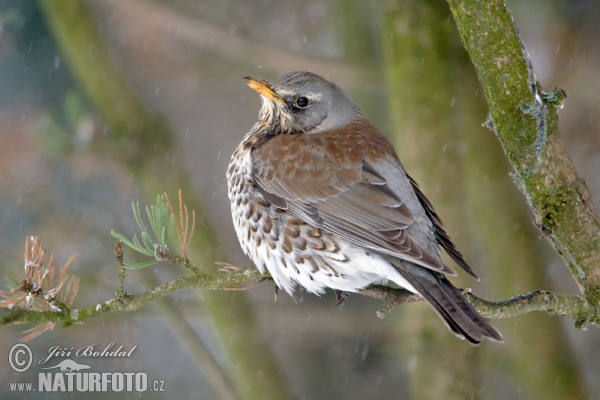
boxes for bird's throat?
[257,99,293,135]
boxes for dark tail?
[392,260,503,345]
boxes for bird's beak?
[243,77,284,104]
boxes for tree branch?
[4,267,598,328]
[446,0,600,304]
[2,267,265,326]
[359,285,599,327]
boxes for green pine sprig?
[111,195,175,269]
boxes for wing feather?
[251,120,460,276]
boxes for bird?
[227,71,503,345]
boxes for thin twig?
[114,240,126,298]
[165,190,195,260]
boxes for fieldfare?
[227,71,503,344]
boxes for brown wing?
[251,120,455,275]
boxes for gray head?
[244,71,363,135]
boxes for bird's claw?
[333,290,348,306]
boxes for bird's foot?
[293,286,306,304]
[333,290,348,306]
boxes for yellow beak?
[243,77,284,103]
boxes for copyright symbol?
[9,343,33,372]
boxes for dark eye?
[294,96,309,108]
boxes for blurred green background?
[1,0,599,398]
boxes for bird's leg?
[293,286,306,303]
[333,290,348,306]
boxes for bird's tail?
[392,260,503,345]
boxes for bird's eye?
[294,96,309,108]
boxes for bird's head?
[244,71,363,135]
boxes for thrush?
[227,71,503,344]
